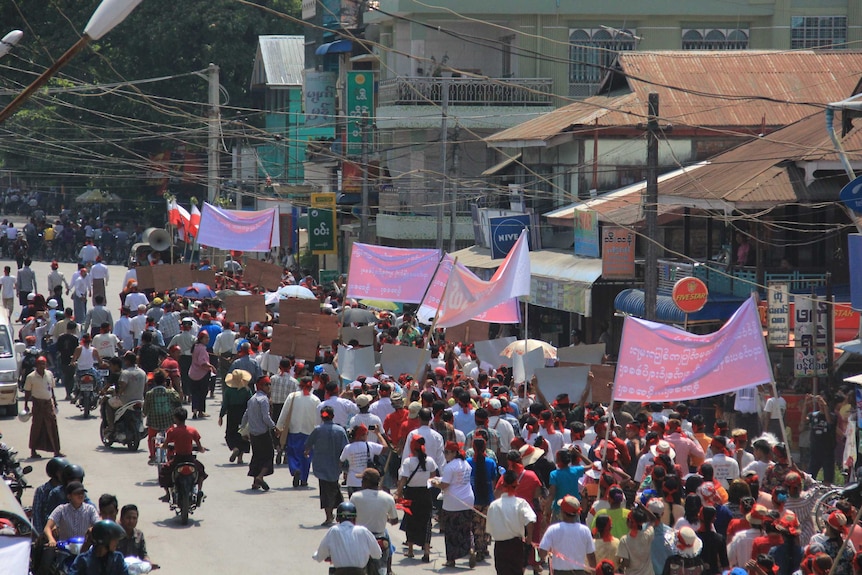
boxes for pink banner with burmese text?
[417,254,520,325]
[197,203,280,252]
[346,243,440,304]
[613,296,772,402]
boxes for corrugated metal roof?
[251,35,305,88]
[657,112,862,205]
[488,51,862,145]
[448,245,603,285]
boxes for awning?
[315,40,353,55]
[448,245,603,316]
[614,289,748,323]
[837,339,862,355]
[481,153,522,176]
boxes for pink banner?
[437,230,531,328]
[417,255,520,325]
[613,296,772,402]
[346,243,440,304]
[197,203,280,252]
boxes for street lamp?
[0,0,143,124]
[0,30,23,59]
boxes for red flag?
[189,204,201,238]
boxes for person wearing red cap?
[539,494,596,574]
[810,511,856,575]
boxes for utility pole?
[436,75,450,254]
[449,125,460,252]
[359,112,370,243]
[644,93,659,321]
[207,63,220,206]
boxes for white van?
[0,310,20,415]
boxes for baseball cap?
[65,481,86,495]
[407,401,422,419]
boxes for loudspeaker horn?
[143,227,171,251]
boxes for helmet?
[336,502,357,522]
[313,365,325,376]
[90,520,125,546]
[46,457,69,480]
[61,463,85,484]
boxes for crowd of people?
[3,253,861,575]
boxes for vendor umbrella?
[501,339,557,359]
[276,285,317,300]
[176,283,216,299]
[359,299,400,312]
[216,289,251,298]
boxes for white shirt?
[441,458,474,511]
[728,528,761,568]
[350,489,398,535]
[402,425,446,471]
[764,396,787,420]
[635,451,655,482]
[70,274,91,298]
[129,314,147,341]
[212,330,237,356]
[398,456,439,487]
[348,413,384,444]
[114,317,134,351]
[486,493,537,541]
[734,386,759,413]
[0,274,15,298]
[313,521,381,568]
[319,396,359,427]
[124,292,148,310]
[24,369,55,400]
[742,460,771,486]
[90,262,109,285]
[78,244,99,262]
[369,397,395,421]
[123,269,137,286]
[705,453,740,488]
[277,391,321,435]
[539,521,596,571]
[340,441,384,487]
[92,333,120,358]
[488,415,516,455]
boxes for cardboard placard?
[535,366,591,405]
[557,344,606,366]
[341,325,376,346]
[192,269,216,288]
[279,299,322,326]
[380,343,429,379]
[296,312,340,345]
[512,347,545,384]
[474,337,516,368]
[337,344,377,381]
[270,324,319,360]
[589,364,615,404]
[223,295,268,324]
[133,266,155,291]
[152,264,194,293]
[444,320,489,344]
[243,259,284,291]
[92,278,106,306]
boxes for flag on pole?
[436,229,531,328]
[189,204,201,238]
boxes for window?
[569,28,636,89]
[682,28,749,50]
[791,16,847,49]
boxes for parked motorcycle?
[164,444,204,525]
[99,393,145,452]
[0,434,32,502]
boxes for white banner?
[197,203,281,252]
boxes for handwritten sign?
[243,259,283,291]
[271,324,319,360]
[223,295,268,324]
[474,337,516,368]
[279,299,321,326]
[557,344,606,366]
[152,265,194,293]
[133,266,155,292]
[444,321,489,344]
[296,312,340,345]
[192,270,216,288]
[535,367,590,404]
[380,344,429,379]
[341,326,376,346]
[337,344,376,381]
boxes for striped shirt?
[48,502,99,540]
[269,372,297,405]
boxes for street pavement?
[0,256,499,575]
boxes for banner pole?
[419,257,458,381]
[416,253,447,324]
[523,298,529,401]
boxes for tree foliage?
[0,0,301,197]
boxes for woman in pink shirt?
[188,331,216,419]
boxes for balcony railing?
[656,259,828,297]
[378,76,553,106]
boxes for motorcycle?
[38,536,85,575]
[164,444,204,525]
[99,392,145,452]
[75,372,98,419]
[18,345,42,391]
[0,434,32,503]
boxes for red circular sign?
[671,277,709,314]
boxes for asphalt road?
[0,256,498,575]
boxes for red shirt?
[750,533,783,560]
[165,424,200,456]
[160,357,180,382]
[398,418,422,449]
[496,469,543,508]
[726,517,751,541]
[384,409,410,445]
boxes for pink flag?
[196,203,280,251]
[346,243,440,304]
[436,230,531,328]
[613,296,772,402]
[417,255,520,325]
[189,204,201,238]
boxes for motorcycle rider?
[143,369,182,465]
[44,480,100,548]
[313,502,382,574]
[105,352,145,434]
[32,456,68,535]
[71,333,100,390]
[158,407,207,503]
[67,519,129,575]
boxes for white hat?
[47,299,58,309]
[27,292,35,301]
[650,439,676,461]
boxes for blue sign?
[840,175,862,215]
[850,234,862,311]
[489,214,531,259]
